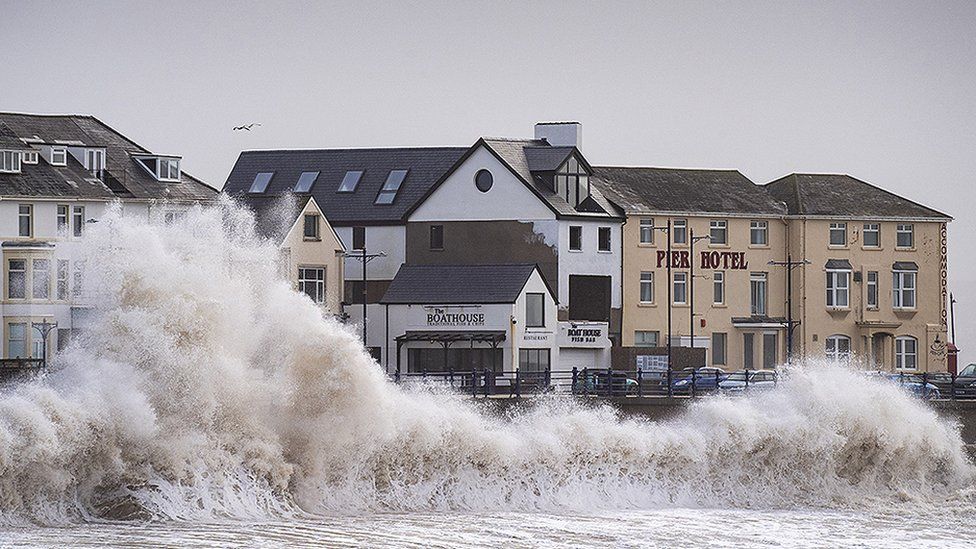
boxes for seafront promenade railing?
[389,367,976,401]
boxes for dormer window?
[375,169,407,204]
[50,147,67,166]
[0,151,22,173]
[555,155,590,208]
[135,155,181,182]
[22,151,38,165]
[85,149,105,179]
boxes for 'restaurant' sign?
[657,250,749,270]
[425,306,486,327]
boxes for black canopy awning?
[825,259,853,270]
[395,330,507,344]
[892,261,918,271]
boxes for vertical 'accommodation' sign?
[941,223,948,330]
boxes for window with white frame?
[298,266,326,304]
[72,206,85,237]
[72,260,85,298]
[86,149,105,178]
[672,219,687,244]
[18,204,32,237]
[709,220,727,245]
[866,271,878,310]
[640,271,654,303]
[635,330,660,347]
[7,259,26,299]
[57,259,69,301]
[750,272,767,315]
[639,219,654,244]
[896,224,914,248]
[713,271,725,304]
[598,227,612,252]
[22,151,38,164]
[829,223,847,246]
[826,335,851,363]
[712,332,727,365]
[526,293,545,327]
[6,323,27,358]
[750,220,768,246]
[673,272,688,304]
[157,158,180,181]
[862,223,880,248]
[826,269,851,308]
[569,225,582,251]
[895,336,918,370]
[303,214,320,240]
[893,269,916,309]
[57,205,69,234]
[50,147,66,166]
[0,150,22,173]
[32,258,50,300]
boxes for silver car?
[719,369,777,392]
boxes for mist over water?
[0,198,973,528]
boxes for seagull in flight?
[233,123,261,131]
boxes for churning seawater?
[0,198,973,547]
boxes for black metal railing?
[0,358,45,370]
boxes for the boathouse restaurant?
[379,263,610,375]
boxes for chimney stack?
[534,121,582,150]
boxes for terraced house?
[0,112,216,363]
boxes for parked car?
[671,367,728,393]
[719,369,777,392]
[578,370,639,396]
[885,373,941,400]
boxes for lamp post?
[32,320,57,368]
[768,255,810,366]
[652,221,673,389]
[344,248,386,347]
[689,229,711,362]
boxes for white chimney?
[534,121,582,149]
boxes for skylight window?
[294,171,319,193]
[338,170,363,193]
[249,172,274,193]
[375,170,407,204]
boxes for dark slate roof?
[589,166,788,216]
[0,112,217,201]
[236,193,312,242]
[481,138,621,219]
[223,147,468,225]
[381,263,546,304]
[0,122,27,149]
[764,174,950,219]
[524,146,575,172]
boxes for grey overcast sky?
[2,0,975,361]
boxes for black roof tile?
[223,147,468,225]
[764,173,950,219]
[590,166,788,216]
[381,263,544,304]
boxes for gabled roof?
[477,138,620,219]
[223,147,468,225]
[381,263,550,304]
[0,112,216,201]
[590,166,788,216]
[237,193,312,242]
[764,173,951,220]
[523,146,576,172]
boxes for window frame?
[893,269,917,310]
[673,272,688,305]
[750,220,768,246]
[709,219,727,245]
[22,151,38,165]
[829,222,847,247]
[713,271,725,305]
[895,336,918,370]
[50,147,67,166]
[712,332,727,365]
[634,330,660,347]
[249,172,274,193]
[303,214,320,240]
[639,271,654,304]
[297,266,326,304]
[525,292,546,328]
[598,226,612,252]
[351,226,366,251]
[337,170,363,193]
[31,258,50,300]
[826,269,851,309]
[294,171,320,193]
[0,150,22,173]
[672,219,687,245]
[57,259,69,301]
[866,270,879,310]
[896,224,914,249]
[862,223,881,248]
[375,169,408,205]
[639,219,654,245]
[6,322,27,359]
[518,348,551,373]
[825,334,852,363]
[72,205,85,238]
[18,204,32,237]
[750,272,767,315]
[57,204,69,235]
[568,225,582,252]
[429,224,444,251]
[7,259,27,300]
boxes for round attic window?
[475,169,493,192]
